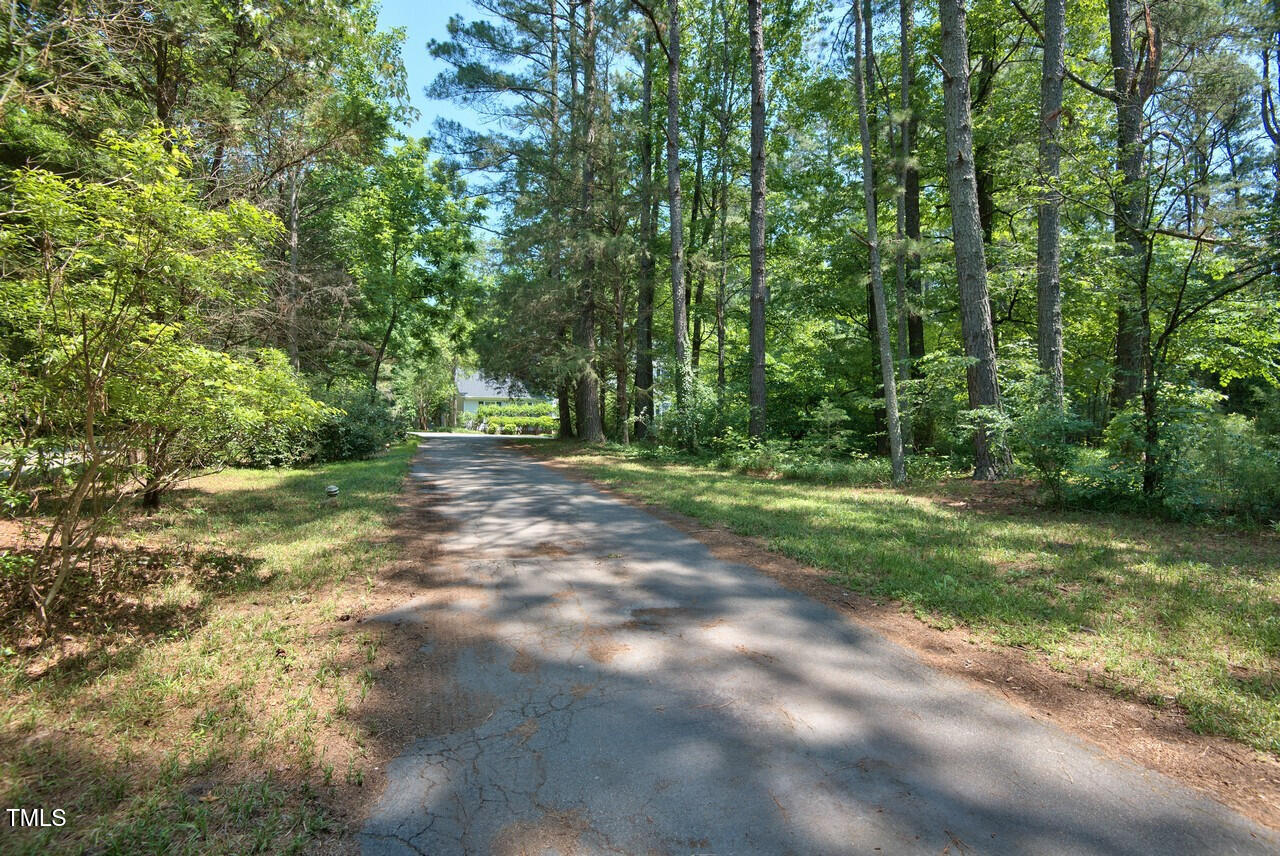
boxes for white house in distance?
[454,370,546,414]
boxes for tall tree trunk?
[747,0,768,438]
[867,282,888,453]
[633,33,656,440]
[615,275,629,444]
[371,301,398,396]
[1107,0,1148,413]
[1140,262,1159,494]
[666,0,694,443]
[689,105,708,369]
[557,381,574,438]
[548,0,568,418]
[893,0,916,448]
[714,0,733,411]
[285,167,302,370]
[862,0,887,449]
[1036,0,1065,404]
[939,0,1006,480]
[899,0,926,446]
[854,0,906,484]
[574,0,604,442]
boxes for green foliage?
[0,551,34,582]
[314,380,408,462]
[483,415,557,435]
[799,398,853,457]
[0,129,323,610]
[391,339,461,430]
[1065,389,1280,525]
[1012,397,1081,504]
[329,137,479,390]
[475,402,556,419]
[1163,415,1280,524]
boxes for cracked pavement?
[360,434,1277,855]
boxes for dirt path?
[360,435,1277,855]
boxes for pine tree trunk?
[1037,0,1065,404]
[854,0,906,484]
[1108,0,1148,413]
[666,0,693,442]
[893,0,916,448]
[939,0,1006,480]
[574,0,604,443]
[615,253,629,444]
[633,35,656,440]
[557,382,574,438]
[898,0,926,445]
[285,168,302,370]
[747,0,768,438]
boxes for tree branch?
[629,0,669,64]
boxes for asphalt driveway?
[361,434,1276,855]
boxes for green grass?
[542,444,1280,756]
[0,442,415,854]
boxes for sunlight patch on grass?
[0,442,415,854]
[551,446,1280,756]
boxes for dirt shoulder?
[527,451,1280,832]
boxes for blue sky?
[376,0,489,140]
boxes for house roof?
[455,370,535,400]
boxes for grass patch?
[536,442,1280,756]
[0,442,415,854]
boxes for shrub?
[233,418,320,468]
[1164,414,1280,524]
[314,380,408,462]
[480,413,557,435]
[1011,380,1085,504]
[1062,384,1280,525]
[799,398,853,457]
[476,401,555,420]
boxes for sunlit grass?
[547,446,1280,756]
[0,442,414,854]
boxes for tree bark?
[1036,0,1065,403]
[574,0,604,443]
[548,0,570,426]
[665,0,693,442]
[633,33,656,440]
[897,0,926,445]
[747,0,768,438]
[370,301,399,396]
[557,381,574,438]
[939,0,1006,480]
[892,0,915,448]
[854,0,906,484]
[689,98,708,370]
[1107,0,1148,412]
[714,0,733,411]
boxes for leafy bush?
[710,431,895,485]
[314,379,408,462]
[473,401,557,436]
[1163,414,1280,524]
[1062,387,1280,525]
[1010,379,1086,503]
[476,401,555,419]
[0,130,304,611]
[799,398,853,457]
[232,418,320,468]
[481,414,556,435]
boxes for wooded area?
[3,2,1280,849]
[2,0,1280,618]
[443,0,1280,517]
[1,1,479,622]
